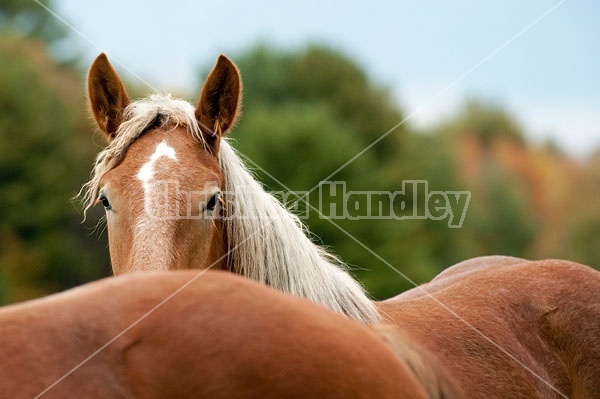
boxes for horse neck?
[218,140,379,324]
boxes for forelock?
[78,94,205,217]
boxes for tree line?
[1,4,599,303]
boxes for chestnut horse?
[81,53,600,398]
[1,270,454,399]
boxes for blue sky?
[54,0,599,157]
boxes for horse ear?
[87,53,130,141]
[195,54,242,151]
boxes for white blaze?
[137,141,177,212]
[137,141,177,184]
[134,141,178,270]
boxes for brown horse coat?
[1,270,452,399]
[379,257,600,399]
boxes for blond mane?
[80,94,380,324]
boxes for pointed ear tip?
[93,52,108,63]
[90,53,109,73]
[217,54,238,68]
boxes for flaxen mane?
[81,94,380,324]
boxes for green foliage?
[0,0,67,45]
[227,45,494,297]
[235,45,404,160]
[224,48,554,298]
[388,132,469,278]
[438,101,541,257]
[0,36,110,303]
[2,36,595,304]
[460,163,537,257]
[567,214,600,268]
[562,154,600,268]
[452,100,525,146]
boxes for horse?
[0,270,457,399]
[81,53,600,398]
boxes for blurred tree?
[0,36,110,303]
[2,33,594,304]
[460,162,537,257]
[230,50,573,298]
[384,130,469,286]
[442,101,538,259]
[0,0,67,45]
[215,46,559,298]
[222,45,462,298]
[453,100,525,147]
[567,214,600,268]
[236,45,404,161]
[562,153,600,268]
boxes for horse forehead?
[107,127,222,189]
[136,140,178,182]
[130,137,219,192]
[151,141,177,160]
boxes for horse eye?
[99,195,112,210]
[205,192,220,212]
